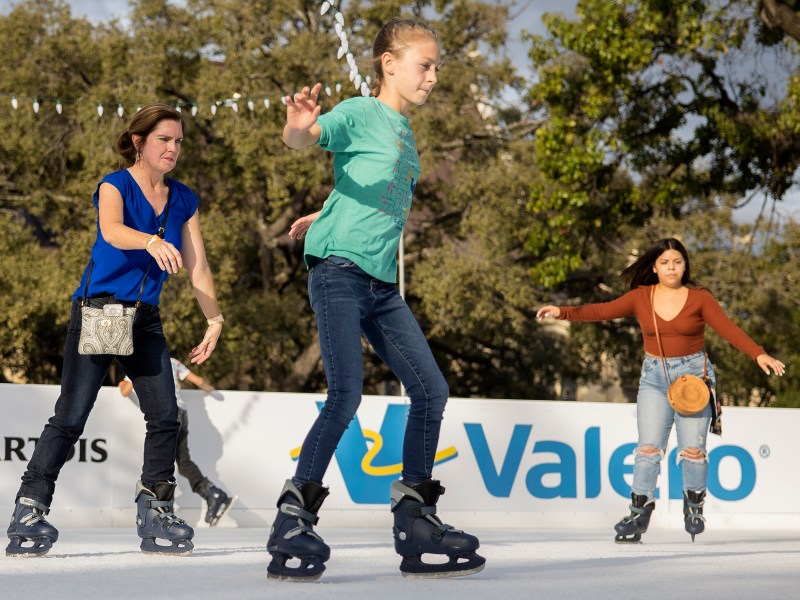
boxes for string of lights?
[0,1,369,118]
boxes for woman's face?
[136,119,183,173]
[653,249,686,287]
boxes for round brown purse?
[651,287,710,416]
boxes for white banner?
[1,383,797,529]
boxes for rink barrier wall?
[2,383,798,530]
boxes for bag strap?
[650,285,707,385]
[81,181,172,308]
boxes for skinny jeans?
[294,256,449,487]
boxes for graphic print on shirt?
[379,127,417,231]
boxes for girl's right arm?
[537,289,640,322]
[283,83,323,148]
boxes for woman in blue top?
[6,104,224,558]
[266,19,484,581]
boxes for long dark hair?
[621,238,699,290]
[115,103,184,167]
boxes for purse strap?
[650,285,707,386]
[81,182,172,308]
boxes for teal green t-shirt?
[304,96,420,282]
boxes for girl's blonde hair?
[371,18,439,96]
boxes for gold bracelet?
[207,314,224,325]
[145,234,159,250]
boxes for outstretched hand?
[189,323,222,365]
[536,305,561,320]
[289,211,322,240]
[756,353,786,376]
[285,83,322,132]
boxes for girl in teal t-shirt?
[266,19,485,582]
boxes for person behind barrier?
[119,357,236,527]
[266,18,485,581]
[6,103,224,558]
[536,237,784,543]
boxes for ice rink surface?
[3,526,799,599]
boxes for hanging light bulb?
[11,96,18,109]
[360,82,370,97]
[354,73,362,89]
[117,103,124,117]
[175,102,181,113]
[56,99,63,114]
[335,12,344,25]
[33,98,40,113]
[136,105,142,112]
[325,85,332,96]
[97,103,104,117]
[335,82,342,93]
[280,96,287,106]
[211,103,217,115]
[247,99,255,112]
[263,97,270,109]
[320,1,331,15]
[366,75,371,85]
[337,46,345,59]
[231,102,239,113]
[191,104,198,116]
[334,22,342,36]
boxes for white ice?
[4,526,798,599]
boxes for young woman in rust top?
[537,238,784,543]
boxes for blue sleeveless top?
[72,170,199,305]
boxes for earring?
[135,150,141,164]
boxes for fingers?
[536,306,558,320]
[189,326,221,364]
[287,83,322,111]
[148,240,182,273]
[758,355,786,377]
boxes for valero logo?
[291,403,457,504]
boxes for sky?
[1,0,798,223]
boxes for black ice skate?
[614,493,655,544]
[683,489,706,542]
[205,484,237,527]
[6,497,59,557]
[267,479,330,581]
[135,481,194,556]
[390,479,485,578]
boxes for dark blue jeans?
[17,298,179,506]
[294,256,449,486]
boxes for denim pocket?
[324,255,356,268]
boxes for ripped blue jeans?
[632,350,715,500]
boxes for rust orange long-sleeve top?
[558,285,765,360]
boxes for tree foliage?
[0,0,797,406]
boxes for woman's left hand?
[756,353,786,376]
[189,323,222,365]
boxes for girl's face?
[386,37,440,107]
[134,119,183,173]
[653,249,686,287]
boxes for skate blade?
[400,553,486,579]
[6,537,53,557]
[614,534,643,544]
[266,571,324,582]
[401,562,485,579]
[208,495,238,527]
[140,537,194,556]
[267,552,325,581]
